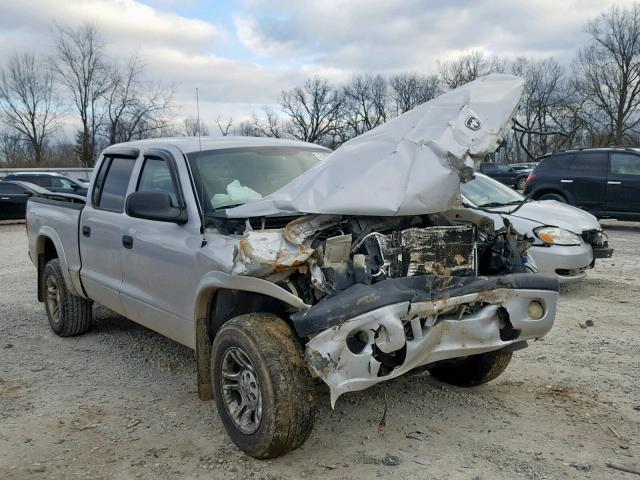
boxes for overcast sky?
[0,0,635,135]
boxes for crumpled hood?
[508,200,601,233]
[226,74,525,218]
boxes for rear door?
[79,154,137,313]
[119,149,200,347]
[563,152,607,211]
[606,151,640,214]
[0,183,30,219]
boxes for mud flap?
[196,317,214,401]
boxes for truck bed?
[27,194,86,298]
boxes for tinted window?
[96,158,135,211]
[92,157,111,205]
[28,176,51,187]
[0,183,27,194]
[495,164,512,173]
[537,153,573,171]
[610,152,640,176]
[136,157,178,206]
[570,152,607,174]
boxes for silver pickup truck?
[27,75,559,459]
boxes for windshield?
[461,173,525,207]
[187,146,329,212]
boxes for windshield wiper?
[212,203,245,212]
[478,200,522,208]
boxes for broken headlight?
[534,226,581,246]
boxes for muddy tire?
[427,349,513,387]
[42,259,92,336]
[211,313,316,458]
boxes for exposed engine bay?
[219,210,532,302]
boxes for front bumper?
[297,274,558,406]
[527,243,593,283]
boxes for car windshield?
[187,146,329,212]
[461,173,525,207]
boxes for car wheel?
[538,192,566,203]
[211,313,316,458]
[42,259,93,336]
[427,349,512,387]
[516,177,527,190]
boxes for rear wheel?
[42,259,92,336]
[211,313,316,458]
[516,177,527,190]
[427,349,513,387]
[538,192,566,203]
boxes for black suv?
[524,147,640,220]
[478,162,530,190]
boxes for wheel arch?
[35,232,71,301]
[193,271,310,401]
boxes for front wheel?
[427,349,513,387]
[211,313,316,458]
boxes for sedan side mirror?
[125,191,188,224]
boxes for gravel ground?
[0,220,639,480]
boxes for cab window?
[136,157,179,206]
[94,157,136,212]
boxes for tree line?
[2,3,640,167]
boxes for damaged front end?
[224,212,557,405]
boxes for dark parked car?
[3,172,88,196]
[478,162,530,190]
[524,147,640,220]
[0,181,49,220]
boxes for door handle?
[82,226,91,237]
[607,181,622,185]
[122,235,133,249]
[0,197,9,200]
[560,179,573,183]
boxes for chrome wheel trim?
[46,275,62,325]
[220,347,263,434]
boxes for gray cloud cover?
[0,0,634,133]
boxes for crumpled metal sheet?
[226,74,525,218]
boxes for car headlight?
[534,227,582,246]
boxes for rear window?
[94,157,135,212]
[569,152,607,174]
[0,183,27,194]
[536,153,573,171]
[610,152,640,176]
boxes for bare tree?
[216,115,233,136]
[54,24,112,166]
[0,52,60,164]
[510,57,570,159]
[103,55,175,144]
[0,131,30,167]
[183,116,209,136]
[439,50,505,89]
[247,108,283,137]
[389,72,440,114]
[280,77,343,145]
[574,3,640,145]
[342,74,387,138]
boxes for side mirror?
[125,191,187,224]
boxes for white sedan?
[461,173,613,283]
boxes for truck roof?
[104,136,328,156]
